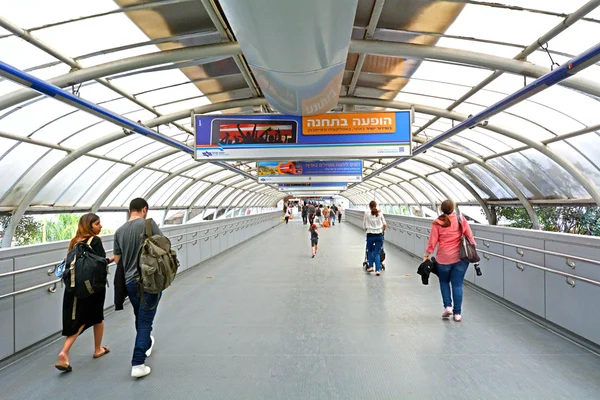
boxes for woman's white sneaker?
[132,364,151,378]
[453,314,462,322]
[442,307,453,319]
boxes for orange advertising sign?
[302,112,396,135]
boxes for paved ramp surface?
[1,219,600,399]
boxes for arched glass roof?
[0,0,599,243]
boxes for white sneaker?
[453,314,462,322]
[442,307,453,319]
[145,336,155,357]
[131,364,151,378]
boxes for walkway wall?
[346,210,600,346]
[0,211,281,361]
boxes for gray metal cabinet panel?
[502,234,545,317]
[199,237,212,262]
[473,230,504,296]
[0,259,14,360]
[210,234,222,256]
[220,232,229,252]
[544,241,600,344]
[404,225,415,255]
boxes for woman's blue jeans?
[437,260,469,314]
[366,234,384,272]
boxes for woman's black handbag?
[456,211,480,264]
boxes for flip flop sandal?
[55,363,72,372]
[93,346,110,359]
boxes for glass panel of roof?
[194,185,223,207]
[486,158,537,198]
[30,111,103,143]
[154,177,192,207]
[54,159,115,206]
[77,45,160,68]
[518,149,589,199]
[501,152,564,198]
[453,103,555,141]
[0,143,51,201]
[110,170,167,207]
[210,187,235,206]
[444,4,560,45]
[0,80,23,98]
[565,133,600,173]
[175,181,211,207]
[402,79,471,100]
[410,61,493,86]
[428,172,470,202]
[0,149,66,206]
[0,98,74,137]
[0,36,60,69]
[417,153,453,169]
[394,92,454,109]
[399,182,429,203]
[526,51,600,83]
[155,97,212,115]
[462,164,512,199]
[527,85,600,128]
[414,178,447,202]
[402,159,438,174]
[149,153,185,170]
[77,162,130,207]
[34,13,150,58]
[1,0,116,29]
[548,141,600,188]
[28,63,71,81]
[381,187,402,203]
[452,169,490,200]
[544,21,600,56]
[110,69,194,95]
[64,121,123,149]
[386,168,416,180]
[101,97,142,115]
[207,170,235,182]
[221,189,245,207]
[33,155,96,204]
[447,134,495,158]
[136,83,203,107]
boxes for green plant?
[0,215,42,246]
[492,206,600,236]
[46,214,81,242]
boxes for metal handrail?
[0,215,279,297]
[474,236,600,268]
[479,249,600,288]
[0,214,277,279]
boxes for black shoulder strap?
[145,218,153,238]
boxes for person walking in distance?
[285,205,293,224]
[55,213,113,372]
[113,198,163,378]
[424,200,476,322]
[301,203,308,225]
[309,223,319,258]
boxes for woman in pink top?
[424,200,476,322]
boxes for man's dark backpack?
[316,208,322,217]
[64,237,109,299]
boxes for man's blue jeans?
[436,260,469,315]
[366,234,384,272]
[127,280,161,366]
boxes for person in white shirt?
[363,200,386,276]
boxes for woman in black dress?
[55,213,113,372]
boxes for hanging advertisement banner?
[278,182,347,192]
[257,160,362,183]
[193,111,411,160]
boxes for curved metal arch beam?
[223,184,261,214]
[0,43,241,112]
[0,98,266,247]
[340,97,600,207]
[216,182,256,215]
[348,40,600,99]
[382,185,420,215]
[392,166,459,212]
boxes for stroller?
[362,239,386,271]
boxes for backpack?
[316,208,322,216]
[64,237,109,299]
[136,219,179,297]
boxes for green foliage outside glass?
[0,213,115,247]
[492,206,600,236]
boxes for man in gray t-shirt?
[114,218,162,284]
[113,198,163,379]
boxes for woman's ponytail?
[436,200,455,228]
[369,200,379,217]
